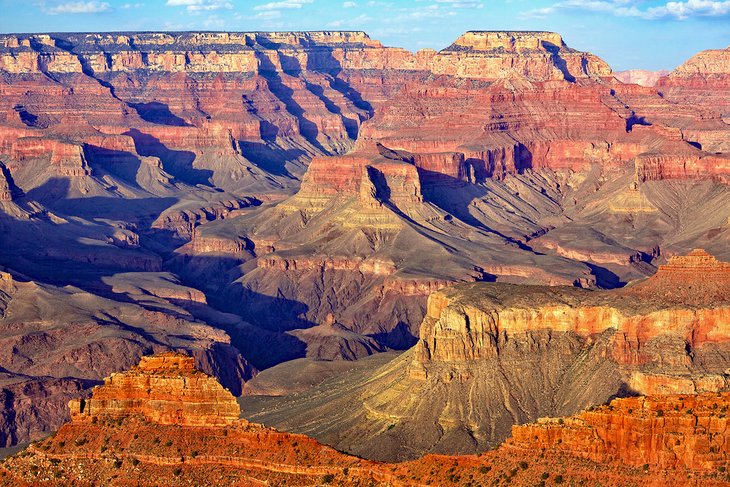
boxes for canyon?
[241,248,730,460]
[2,353,729,486]
[0,28,728,467]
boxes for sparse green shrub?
[321,473,335,484]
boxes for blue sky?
[0,0,728,70]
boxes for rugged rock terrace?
[2,353,730,486]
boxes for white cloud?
[166,0,233,12]
[645,0,730,19]
[45,1,110,14]
[523,0,730,19]
[253,0,314,10]
[343,1,357,7]
[202,14,226,27]
[434,0,483,7]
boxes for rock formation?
[69,353,240,427]
[0,29,729,456]
[655,45,730,153]
[509,391,730,471]
[241,250,730,461]
[2,354,729,486]
[0,270,254,448]
[430,31,612,81]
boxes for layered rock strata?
[240,250,730,461]
[3,355,730,486]
[509,392,730,471]
[69,353,240,427]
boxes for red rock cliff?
[69,352,240,427]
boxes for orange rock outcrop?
[3,354,730,486]
[414,249,730,366]
[69,353,240,427]
[509,392,730,471]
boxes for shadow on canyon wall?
[0,188,404,372]
[126,129,213,187]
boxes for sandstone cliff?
[241,250,730,461]
[3,354,730,486]
[509,391,730,471]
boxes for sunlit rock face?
[415,249,730,365]
[239,250,730,462]
[69,353,240,427]
[3,353,728,486]
[509,391,730,471]
[0,29,728,464]
[431,31,612,81]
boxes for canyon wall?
[0,30,728,455]
[3,353,730,486]
[240,250,730,461]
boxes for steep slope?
[173,33,730,362]
[0,32,399,197]
[0,31,729,449]
[0,269,253,448]
[2,353,729,486]
[240,250,730,461]
[654,45,730,153]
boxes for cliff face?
[0,30,729,456]
[655,45,730,153]
[0,31,609,80]
[510,392,730,471]
[432,31,612,81]
[69,353,240,427]
[416,249,730,365]
[0,271,255,448]
[240,250,730,461]
[3,353,730,486]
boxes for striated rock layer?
[509,391,730,471]
[240,250,730,461]
[69,353,240,427]
[2,354,730,486]
[0,29,729,456]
